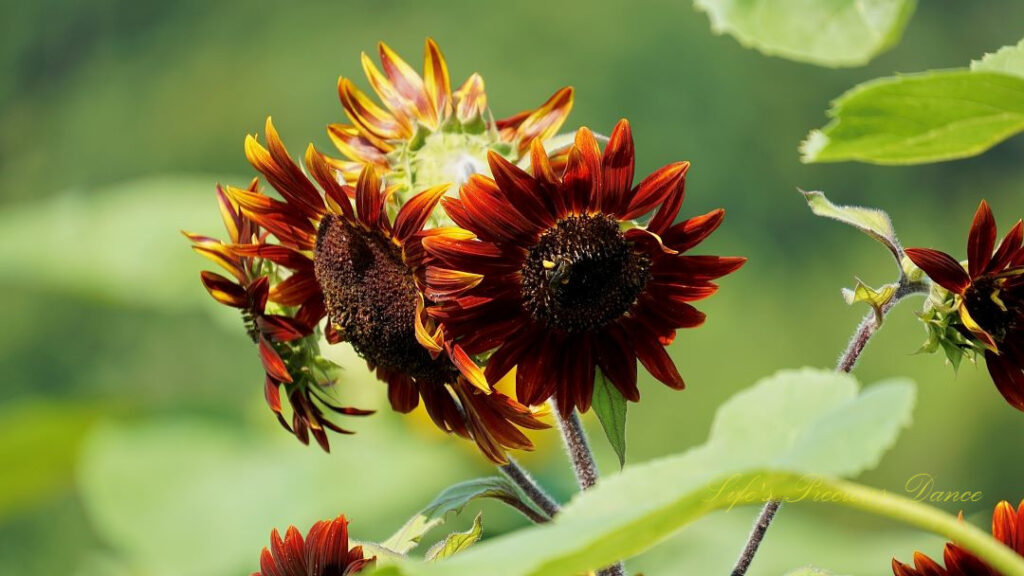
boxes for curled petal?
[326,124,389,168]
[269,272,320,306]
[633,327,685,390]
[561,127,602,215]
[257,315,312,342]
[378,41,435,126]
[454,73,487,122]
[199,271,247,307]
[338,77,406,142]
[305,144,355,219]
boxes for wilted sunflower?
[906,200,1024,411]
[423,119,745,415]
[226,117,548,463]
[327,38,574,206]
[892,499,1024,576]
[184,181,371,451]
[253,515,374,576]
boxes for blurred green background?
[2,1,1023,574]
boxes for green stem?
[832,479,1024,576]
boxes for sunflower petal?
[512,86,574,153]
[393,184,449,242]
[199,271,247,308]
[601,119,634,214]
[454,73,487,122]
[378,41,436,126]
[259,336,293,383]
[905,248,970,294]
[423,38,451,120]
[622,161,689,221]
[968,200,996,278]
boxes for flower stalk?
[730,276,928,576]
[499,457,562,520]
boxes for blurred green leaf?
[972,38,1024,79]
[592,371,627,468]
[801,71,1024,165]
[383,476,546,555]
[0,175,238,309]
[425,513,483,561]
[77,415,472,576]
[783,567,847,576]
[0,400,100,518]
[371,368,917,576]
[694,0,915,67]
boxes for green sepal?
[425,513,483,562]
[592,369,628,468]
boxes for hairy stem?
[552,398,600,489]
[730,279,928,576]
[550,397,627,576]
[500,456,561,521]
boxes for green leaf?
[77,415,473,576]
[0,175,238,309]
[801,70,1024,165]
[370,368,919,576]
[693,0,915,68]
[425,513,483,561]
[592,370,627,468]
[0,400,101,519]
[801,190,901,262]
[972,38,1024,79]
[783,567,847,576]
[382,476,547,554]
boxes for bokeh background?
[2,1,1023,574]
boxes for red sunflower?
[423,119,745,416]
[228,117,548,463]
[327,38,573,198]
[185,181,371,451]
[253,515,374,576]
[892,500,1024,576]
[905,200,1024,411]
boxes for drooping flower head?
[327,38,574,211]
[184,180,371,451]
[423,120,745,415]
[252,515,374,576]
[892,499,1024,576]
[906,200,1024,411]
[222,117,547,463]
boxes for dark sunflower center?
[520,214,651,333]
[963,276,1022,344]
[314,215,458,386]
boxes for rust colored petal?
[968,199,997,279]
[622,161,689,221]
[905,248,971,295]
[601,119,634,215]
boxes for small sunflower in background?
[423,119,744,415]
[892,499,1024,576]
[907,200,1024,411]
[252,515,374,576]
[326,38,574,215]
[184,179,372,451]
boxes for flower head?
[892,499,1024,576]
[906,200,1024,411]
[327,38,574,208]
[253,515,374,576]
[423,120,745,415]
[222,118,548,463]
[184,181,371,451]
